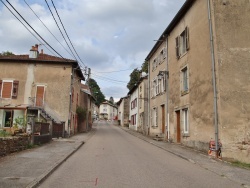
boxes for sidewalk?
[0,127,96,188]
[119,126,250,188]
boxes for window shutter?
[151,109,153,126]
[156,107,158,127]
[0,80,2,97]
[175,36,180,58]
[12,80,19,99]
[185,27,190,51]
[2,81,12,98]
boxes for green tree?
[141,60,148,73]
[0,51,14,56]
[127,68,140,91]
[88,78,105,106]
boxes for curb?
[120,127,197,163]
[26,128,96,188]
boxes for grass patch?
[0,130,11,137]
[231,161,250,170]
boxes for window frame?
[181,66,189,95]
[176,26,189,59]
[182,108,189,134]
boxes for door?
[161,105,165,134]
[36,86,45,107]
[176,110,181,143]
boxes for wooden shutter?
[36,86,45,106]
[185,27,190,51]
[156,107,158,127]
[0,80,2,97]
[175,36,180,58]
[2,81,12,98]
[12,80,19,99]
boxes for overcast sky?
[0,0,185,101]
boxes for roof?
[116,96,129,105]
[145,0,195,60]
[127,75,148,95]
[0,53,85,80]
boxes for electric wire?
[51,0,86,68]
[0,0,57,57]
[23,0,75,60]
[92,67,138,73]
[92,73,128,83]
[44,0,78,61]
[4,0,66,60]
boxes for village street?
[38,121,246,188]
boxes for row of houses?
[117,0,250,163]
[0,44,96,137]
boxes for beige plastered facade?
[147,0,250,163]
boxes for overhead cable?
[44,0,77,61]
[4,0,66,59]
[51,0,86,68]
[24,0,75,59]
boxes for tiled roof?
[0,54,76,63]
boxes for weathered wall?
[149,41,167,137]
[213,0,250,163]
[0,136,29,157]
[168,0,214,151]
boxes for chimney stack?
[29,44,39,58]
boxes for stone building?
[146,0,250,163]
[0,44,84,137]
[117,96,129,127]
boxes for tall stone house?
[146,0,250,163]
[79,84,95,132]
[117,96,129,127]
[0,45,84,137]
[128,84,139,131]
[138,75,149,135]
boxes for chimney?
[29,44,39,58]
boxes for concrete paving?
[0,121,249,188]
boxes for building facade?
[0,45,84,137]
[99,101,118,120]
[146,0,250,163]
[117,96,129,127]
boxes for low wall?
[0,136,30,157]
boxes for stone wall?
[0,136,30,157]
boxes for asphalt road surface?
[39,121,241,188]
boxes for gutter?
[207,0,219,156]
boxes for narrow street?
[38,121,241,188]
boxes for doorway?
[176,110,181,143]
[36,86,45,107]
[4,110,13,127]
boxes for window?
[181,67,189,94]
[159,47,166,64]
[152,58,157,71]
[139,94,142,109]
[151,74,166,98]
[151,107,158,127]
[183,108,189,134]
[0,80,19,99]
[176,27,189,58]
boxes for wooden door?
[36,86,45,107]
[161,105,165,134]
[176,110,181,143]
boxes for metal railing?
[28,97,63,123]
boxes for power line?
[44,0,78,61]
[92,73,128,83]
[23,0,75,59]
[50,0,86,68]
[2,0,65,58]
[92,67,138,73]
[92,76,127,85]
